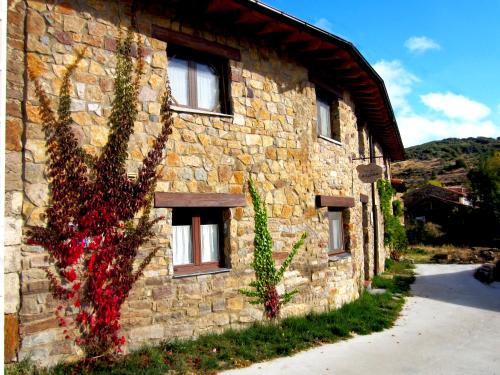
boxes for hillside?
[392,137,500,188]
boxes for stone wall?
[5,0,26,363]
[5,0,391,365]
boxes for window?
[317,97,332,138]
[172,208,226,273]
[168,47,229,113]
[316,195,352,256]
[316,90,341,142]
[328,210,344,255]
[358,124,366,157]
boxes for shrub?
[26,26,173,357]
[455,158,467,169]
[240,176,306,319]
[392,200,404,218]
[377,179,408,260]
[406,222,444,245]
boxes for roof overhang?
[158,0,406,160]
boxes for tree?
[240,176,306,320]
[27,26,173,358]
[454,158,467,169]
[377,179,408,260]
[467,151,500,244]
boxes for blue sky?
[263,0,500,147]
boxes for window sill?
[171,105,233,118]
[328,252,352,263]
[173,267,231,279]
[318,135,342,146]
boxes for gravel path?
[222,264,500,375]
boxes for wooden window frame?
[172,208,225,274]
[316,195,353,256]
[168,47,231,114]
[328,209,345,256]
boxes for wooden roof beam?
[206,0,243,14]
[255,23,295,36]
[235,11,270,25]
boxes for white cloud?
[313,18,333,33]
[398,115,499,147]
[373,60,419,114]
[420,92,491,121]
[404,36,441,53]
[373,59,500,147]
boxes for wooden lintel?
[316,195,355,208]
[360,194,369,203]
[154,192,246,208]
[152,25,241,61]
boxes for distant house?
[404,184,472,223]
[404,184,471,225]
[391,178,407,194]
[446,186,472,206]
[403,184,474,243]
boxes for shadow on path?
[412,264,500,313]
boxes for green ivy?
[240,176,306,319]
[392,200,404,218]
[377,179,408,259]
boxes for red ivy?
[264,286,280,320]
[27,24,173,358]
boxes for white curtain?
[201,224,219,262]
[328,211,343,251]
[317,99,331,138]
[172,225,192,265]
[169,57,189,106]
[196,62,219,111]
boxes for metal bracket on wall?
[351,155,385,162]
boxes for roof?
[445,186,468,196]
[403,185,469,209]
[165,0,405,160]
[391,178,407,192]
[409,194,472,210]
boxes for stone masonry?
[5,0,391,365]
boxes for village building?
[403,184,475,244]
[404,184,472,225]
[4,0,405,365]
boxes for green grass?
[401,247,433,264]
[372,258,416,295]
[8,262,414,375]
[371,274,415,295]
[5,358,38,375]
[384,258,415,275]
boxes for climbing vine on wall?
[240,176,307,319]
[27,25,173,358]
[377,179,408,260]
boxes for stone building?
[4,0,405,365]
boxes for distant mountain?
[405,137,500,161]
[392,137,500,188]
